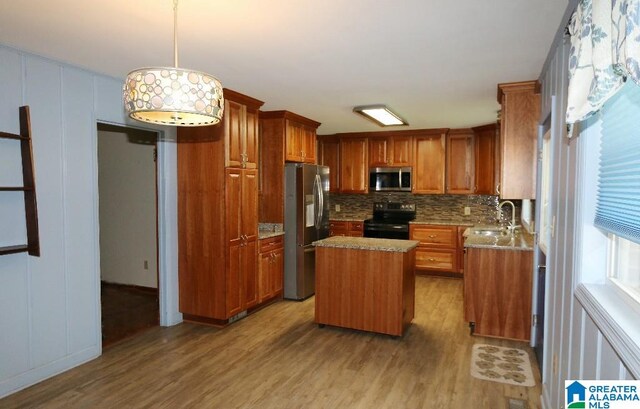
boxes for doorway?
[97,123,159,347]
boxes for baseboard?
[0,345,100,399]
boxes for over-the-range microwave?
[369,167,412,192]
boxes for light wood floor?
[2,276,541,408]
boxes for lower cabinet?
[464,247,533,341]
[258,236,284,302]
[329,220,363,237]
[410,224,465,276]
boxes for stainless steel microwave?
[369,167,412,192]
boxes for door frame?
[95,120,181,337]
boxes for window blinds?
[595,81,640,244]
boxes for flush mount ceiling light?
[123,0,223,127]
[353,105,408,127]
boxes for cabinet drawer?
[410,225,457,248]
[349,221,363,231]
[259,236,283,253]
[415,248,457,271]
[329,220,348,237]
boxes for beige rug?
[470,344,535,387]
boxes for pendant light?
[123,0,224,127]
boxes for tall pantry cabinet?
[178,89,264,324]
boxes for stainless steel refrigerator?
[284,163,330,300]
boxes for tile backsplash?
[328,192,521,225]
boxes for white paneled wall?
[539,30,637,409]
[0,44,180,398]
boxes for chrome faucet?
[498,200,518,233]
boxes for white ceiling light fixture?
[353,105,408,127]
[123,0,224,127]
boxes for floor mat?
[470,344,535,387]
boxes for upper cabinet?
[413,131,447,194]
[446,129,474,194]
[259,110,321,222]
[317,136,340,193]
[497,81,540,199]
[224,89,264,169]
[368,135,412,167]
[340,137,368,193]
[472,123,498,195]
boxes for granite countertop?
[410,219,475,226]
[463,226,534,251]
[258,231,285,239]
[329,217,368,222]
[258,223,284,240]
[313,236,419,253]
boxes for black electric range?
[363,202,416,240]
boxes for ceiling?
[0,1,567,134]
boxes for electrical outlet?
[335,204,341,212]
[144,260,148,270]
[464,206,471,216]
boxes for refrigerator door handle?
[314,174,322,229]
[317,174,324,226]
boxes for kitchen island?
[313,236,418,336]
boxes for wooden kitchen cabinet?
[410,224,460,275]
[340,137,368,193]
[317,136,340,193]
[329,220,363,237]
[457,226,466,274]
[259,111,321,223]
[224,89,263,169]
[413,132,446,194]
[368,135,412,167]
[464,247,533,341]
[446,129,474,194]
[258,235,284,303]
[177,89,264,325]
[472,123,498,195]
[497,81,540,199]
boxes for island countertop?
[313,236,419,253]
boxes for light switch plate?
[335,204,341,212]
[464,206,471,215]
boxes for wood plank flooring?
[101,282,159,347]
[1,277,541,408]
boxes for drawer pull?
[428,235,437,238]
[428,258,436,261]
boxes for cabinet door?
[226,100,245,168]
[473,124,497,194]
[244,108,259,169]
[225,169,244,317]
[272,249,284,295]
[285,121,303,162]
[446,131,474,194]
[413,135,445,194]
[303,127,316,163]
[498,83,539,199]
[241,170,258,308]
[319,138,340,193]
[258,252,272,302]
[390,136,412,166]
[369,137,389,166]
[340,138,368,193]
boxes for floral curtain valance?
[567,0,640,124]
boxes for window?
[608,235,640,304]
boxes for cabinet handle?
[428,258,436,262]
[496,183,501,195]
[428,235,437,238]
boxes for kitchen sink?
[472,229,508,237]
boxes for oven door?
[363,221,410,240]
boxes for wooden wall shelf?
[0,106,40,257]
